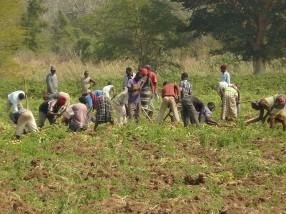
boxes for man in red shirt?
[157,81,180,124]
[144,65,158,95]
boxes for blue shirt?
[84,95,93,110]
[221,71,230,84]
[93,90,105,97]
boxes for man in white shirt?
[102,82,115,99]
[7,90,26,113]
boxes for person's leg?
[15,121,26,138]
[128,103,135,120]
[122,105,127,124]
[181,101,190,127]
[229,95,238,119]
[26,119,38,133]
[114,104,122,125]
[169,97,180,122]
[26,112,38,133]
[157,97,169,124]
[134,103,141,123]
[187,101,199,125]
[47,115,56,125]
[221,95,227,120]
[38,111,47,128]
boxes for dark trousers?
[181,97,199,127]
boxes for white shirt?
[102,85,114,98]
[7,90,25,112]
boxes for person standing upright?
[157,81,180,124]
[220,64,231,84]
[82,70,96,95]
[179,72,199,127]
[46,65,58,95]
[123,67,134,89]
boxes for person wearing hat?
[38,96,67,127]
[246,95,280,124]
[46,65,58,96]
[82,70,96,95]
[220,64,231,84]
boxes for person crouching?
[38,96,67,127]
[11,109,38,139]
[63,103,89,132]
[91,95,114,131]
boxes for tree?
[22,0,46,51]
[0,0,25,65]
[51,11,79,57]
[182,0,286,74]
[79,0,189,67]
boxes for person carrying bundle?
[157,81,180,124]
[246,95,280,124]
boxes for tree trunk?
[253,56,266,74]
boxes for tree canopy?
[182,0,286,74]
[76,0,189,67]
[0,0,25,65]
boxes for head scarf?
[57,96,67,106]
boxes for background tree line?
[1,0,286,74]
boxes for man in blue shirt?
[220,64,230,84]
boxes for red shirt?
[149,71,157,93]
[162,83,180,98]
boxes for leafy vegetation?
[0,0,25,65]
[0,73,286,213]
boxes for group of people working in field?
[6,64,286,139]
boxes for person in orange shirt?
[157,81,180,124]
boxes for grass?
[0,71,286,213]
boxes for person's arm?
[227,73,230,84]
[205,116,219,126]
[90,78,96,85]
[174,85,180,101]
